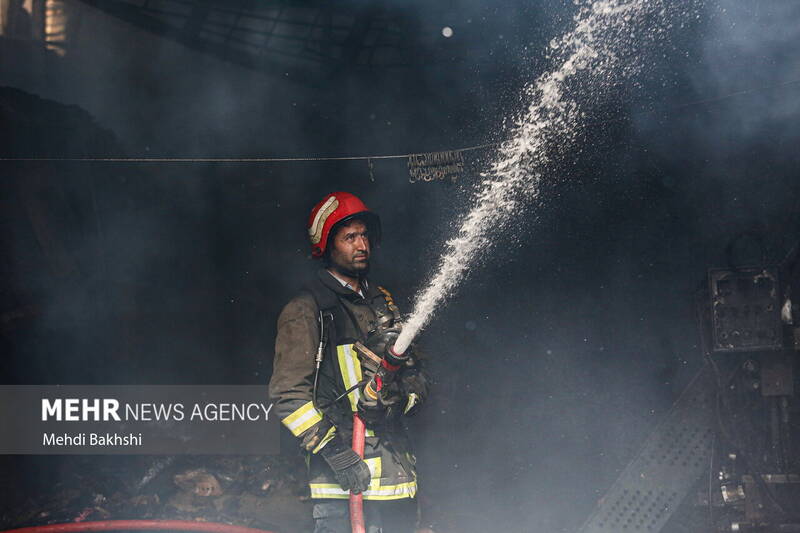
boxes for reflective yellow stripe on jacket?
[281,400,323,437]
[337,344,362,411]
[337,343,374,437]
[309,456,418,500]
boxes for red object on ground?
[349,413,367,533]
[0,520,277,533]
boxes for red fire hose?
[349,342,406,533]
[349,413,366,533]
[0,520,277,533]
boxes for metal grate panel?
[579,364,715,533]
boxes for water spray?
[351,2,682,531]
[392,0,677,356]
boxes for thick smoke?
[2,1,799,532]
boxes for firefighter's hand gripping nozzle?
[355,327,409,427]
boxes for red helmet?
[307,192,381,258]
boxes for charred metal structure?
[580,244,800,533]
[2,0,800,532]
[2,0,457,85]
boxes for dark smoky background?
[1,0,800,531]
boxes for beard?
[331,258,370,279]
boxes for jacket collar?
[317,269,375,301]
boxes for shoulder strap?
[302,277,351,347]
[303,277,340,313]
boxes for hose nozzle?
[388,343,405,358]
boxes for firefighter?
[269,192,429,533]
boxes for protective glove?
[357,391,387,427]
[357,326,408,427]
[299,418,333,452]
[320,438,371,493]
[364,326,402,360]
[400,366,428,416]
[357,380,405,427]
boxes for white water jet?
[394,0,679,354]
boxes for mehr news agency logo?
[40,398,273,448]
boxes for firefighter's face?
[329,219,371,277]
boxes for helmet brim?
[325,211,382,253]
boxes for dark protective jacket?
[269,269,426,500]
